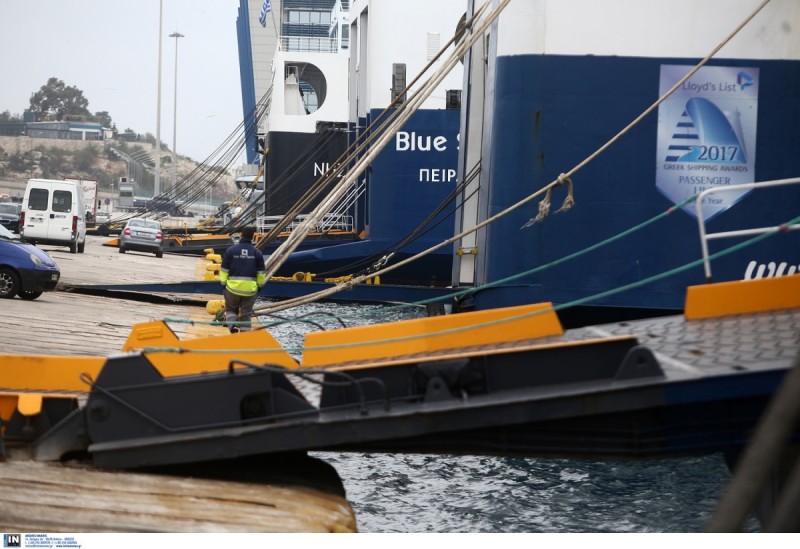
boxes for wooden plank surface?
[1,235,223,357]
[0,235,357,533]
[0,291,218,356]
[0,461,356,532]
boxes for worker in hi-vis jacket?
[219,226,266,333]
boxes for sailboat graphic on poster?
[656,65,759,221]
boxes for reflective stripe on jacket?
[220,238,266,297]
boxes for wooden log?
[0,460,356,532]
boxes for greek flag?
[259,0,271,27]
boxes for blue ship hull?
[465,54,800,313]
[265,109,461,285]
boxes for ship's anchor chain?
[521,173,575,228]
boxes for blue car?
[0,224,60,300]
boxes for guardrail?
[279,36,341,53]
[257,213,354,234]
[696,177,800,282]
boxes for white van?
[20,178,87,253]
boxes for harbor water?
[258,301,760,533]
[317,452,754,533]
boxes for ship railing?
[257,213,354,234]
[279,36,339,54]
[324,180,365,229]
[257,214,309,233]
[318,213,354,233]
[257,215,286,233]
[697,177,800,282]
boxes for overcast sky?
[0,0,245,164]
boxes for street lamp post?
[155,0,163,198]
[170,31,184,191]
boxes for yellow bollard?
[292,271,315,282]
[206,299,225,316]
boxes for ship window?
[446,90,461,109]
[288,10,330,26]
[392,63,407,104]
[284,62,327,115]
[427,33,441,61]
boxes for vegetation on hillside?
[28,77,117,129]
[0,111,23,123]
[1,77,234,201]
[1,143,121,188]
[0,77,184,191]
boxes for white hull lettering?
[313,162,343,177]
[419,168,457,183]
[744,260,799,279]
[396,131,448,152]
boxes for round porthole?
[285,62,327,114]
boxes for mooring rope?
[165,194,693,329]
[157,212,800,358]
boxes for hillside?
[0,135,236,204]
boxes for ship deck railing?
[257,213,354,234]
[279,35,340,54]
[697,177,800,282]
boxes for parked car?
[0,202,21,233]
[119,218,164,258]
[0,224,60,300]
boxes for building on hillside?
[1,120,132,142]
[0,123,26,137]
[24,121,105,141]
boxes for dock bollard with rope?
[203,247,226,321]
[203,248,222,281]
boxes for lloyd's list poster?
[656,64,759,221]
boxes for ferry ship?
[450,0,800,321]
[5,3,797,532]
[238,0,464,285]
